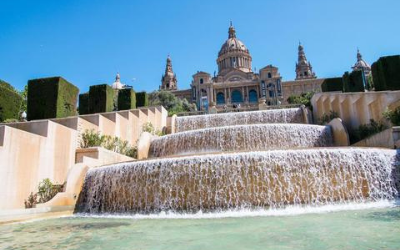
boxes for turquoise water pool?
[1,205,400,250]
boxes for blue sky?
[0,0,399,93]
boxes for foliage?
[383,107,400,126]
[24,192,37,208]
[78,93,90,115]
[142,122,164,136]
[349,119,387,144]
[287,91,314,110]
[0,79,19,93]
[80,129,137,158]
[318,111,339,125]
[118,88,136,110]
[343,71,365,93]
[0,84,23,122]
[149,90,196,115]
[27,77,79,120]
[372,55,400,91]
[88,84,114,113]
[321,77,343,92]
[20,84,28,112]
[136,91,149,107]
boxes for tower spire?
[228,22,236,39]
[160,55,178,91]
[295,42,316,80]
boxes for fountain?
[75,107,400,214]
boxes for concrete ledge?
[167,114,177,134]
[0,206,74,225]
[76,147,134,164]
[353,127,399,149]
[137,132,155,160]
[328,118,350,146]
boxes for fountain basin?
[175,108,304,132]
[75,148,400,214]
[150,124,333,157]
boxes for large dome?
[217,24,252,75]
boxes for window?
[231,90,243,103]
[200,78,204,84]
[268,72,272,78]
[304,71,308,76]
[267,83,275,98]
[216,92,225,105]
[249,90,258,103]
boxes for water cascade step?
[75,148,400,214]
[175,108,304,133]
[150,124,333,158]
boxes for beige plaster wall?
[352,128,395,148]
[311,91,400,131]
[0,106,167,210]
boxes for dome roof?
[352,50,371,71]
[111,73,125,90]
[218,24,250,56]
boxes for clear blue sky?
[0,0,399,93]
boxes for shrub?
[24,192,37,209]
[149,90,196,115]
[342,71,365,93]
[27,77,79,120]
[321,77,343,92]
[80,129,137,158]
[287,92,314,110]
[118,88,136,110]
[0,84,23,122]
[318,111,339,125]
[142,122,165,136]
[383,107,400,126]
[24,178,63,208]
[88,84,114,113]
[349,119,387,144]
[136,91,149,107]
[372,55,400,91]
[79,93,90,115]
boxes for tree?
[149,90,196,115]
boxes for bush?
[24,178,63,208]
[383,107,400,126]
[149,90,196,115]
[349,119,387,144]
[287,91,314,110]
[80,129,137,158]
[118,88,136,110]
[142,122,164,136]
[0,85,23,122]
[88,84,114,113]
[79,93,90,115]
[24,192,37,209]
[136,92,149,107]
[318,111,339,125]
[27,77,79,120]
[372,55,400,91]
[321,77,343,92]
[343,71,365,93]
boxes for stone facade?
[160,56,178,91]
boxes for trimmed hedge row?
[372,55,400,91]
[136,92,148,107]
[79,93,90,115]
[343,71,365,93]
[321,77,343,92]
[118,88,136,110]
[0,85,23,122]
[88,84,114,113]
[27,77,79,121]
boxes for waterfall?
[75,148,400,214]
[150,124,333,158]
[175,108,304,132]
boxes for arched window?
[231,90,243,103]
[249,90,258,103]
[267,83,275,98]
[216,92,225,105]
[200,78,204,84]
[268,72,272,78]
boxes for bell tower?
[295,42,316,80]
[160,55,178,90]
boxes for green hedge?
[0,85,23,122]
[27,77,79,120]
[343,71,365,93]
[321,77,343,92]
[79,93,90,115]
[136,91,148,107]
[89,84,114,113]
[118,88,136,110]
[372,55,400,91]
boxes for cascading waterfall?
[175,108,304,132]
[75,148,400,214]
[150,124,333,157]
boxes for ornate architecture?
[111,73,125,90]
[160,55,178,91]
[167,23,324,111]
[352,49,371,75]
[295,42,316,80]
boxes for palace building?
[161,23,370,111]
